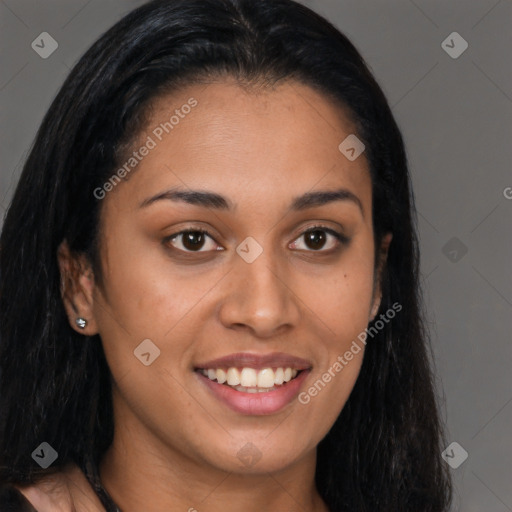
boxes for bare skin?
[54,79,391,512]
[15,464,104,511]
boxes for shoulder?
[6,464,105,512]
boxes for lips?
[194,352,312,415]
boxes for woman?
[0,0,452,510]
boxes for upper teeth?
[200,367,299,388]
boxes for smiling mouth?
[196,367,303,393]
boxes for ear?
[57,240,99,336]
[369,232,393,322]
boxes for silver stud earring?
[75,317,87,329]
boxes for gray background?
[1,0,511,509]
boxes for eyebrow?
[139,186,364,216]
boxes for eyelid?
[163,222,349,254]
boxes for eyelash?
[163,224,349,255]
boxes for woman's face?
[77,80,389,475]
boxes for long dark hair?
[0,0,452,510]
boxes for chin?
[195,434,315,475]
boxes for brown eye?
[290,226,347,252]
[166,230,220,252]
[183,231,206,251]
[304,229,327,250]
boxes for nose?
[218,246,301,339]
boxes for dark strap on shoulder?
[0,483,38,512]
[82,461,120,512]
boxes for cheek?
[93,269,205,373]
[94,224,202,336]
[303,253,375,345]
[293,251,374,425]
[294,269,372,439]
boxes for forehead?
[104,79,372,217]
